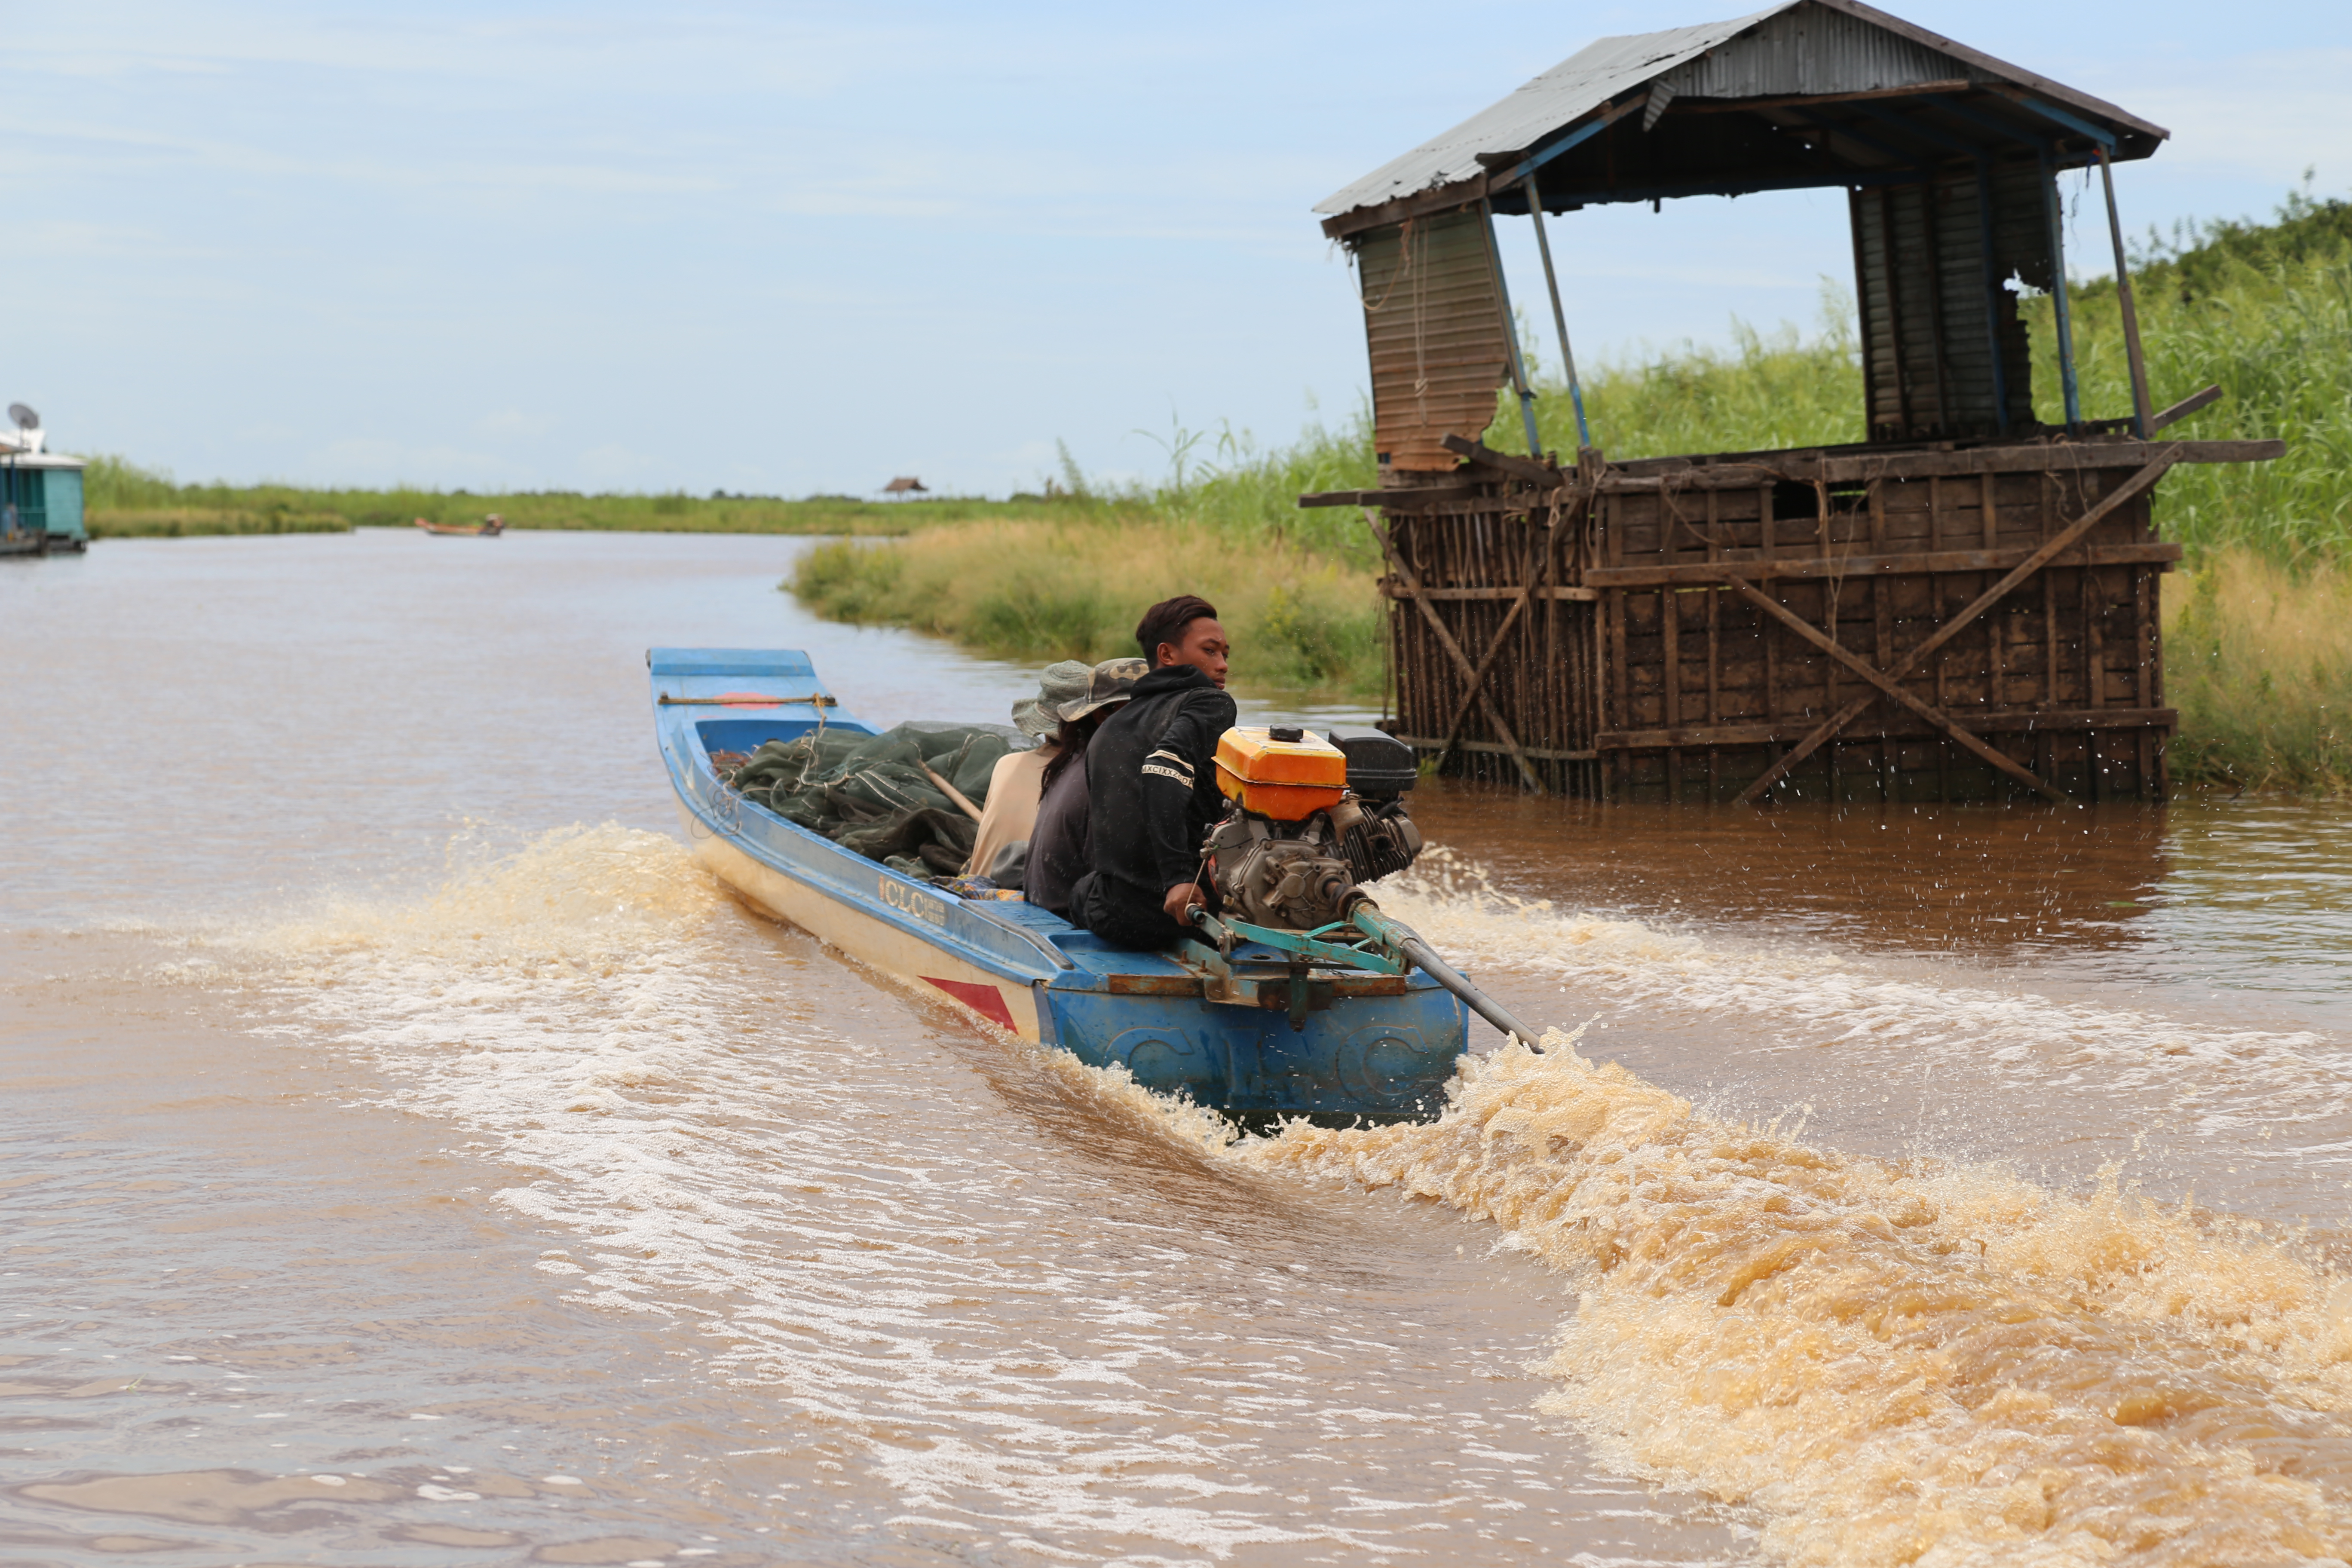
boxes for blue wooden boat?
[652,647,1472,1120]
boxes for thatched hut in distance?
[1304,0,2279,803]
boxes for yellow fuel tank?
[1215,726,1348,820]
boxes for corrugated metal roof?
[1654,3,1981,100]
[1317,0,2167,224]
[1317,4,1788,219]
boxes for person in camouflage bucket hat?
[1010,660,1092,740]
[1058,658,1148,723]
[1022,657,1147,917]
[963,659,1097,880]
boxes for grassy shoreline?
[792,515,1385,695]
[79,456,1057,540]
[2164,550,2352,791]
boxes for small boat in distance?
[415,513,504,537]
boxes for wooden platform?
[1323,432,2282,804]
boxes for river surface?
[6,530,2352,1567]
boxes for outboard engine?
[1192,725,1546,1047]
[1201,725,1422,931]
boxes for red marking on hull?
[922,976,1017,1032]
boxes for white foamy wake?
[184,825,1441,1559]
[1243,1038,2352,1568]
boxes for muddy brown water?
[5,530,2351,1566]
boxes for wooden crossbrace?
[1431,495,1573,768]
[1721,577,2067,802]
[1432,582,1533,769]
[1368,509,1546,794]
[1733,450,2179,804]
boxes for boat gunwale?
[658,703,1073,986]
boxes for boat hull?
[677,798,1047,1039]
[652,647,1469,1118]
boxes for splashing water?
[180,825,2352,1564]
[183,825,1617,1559]
[1244,1032,2352,1565]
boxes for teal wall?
[48,467,83,540]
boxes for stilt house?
[1305,0,2280,802]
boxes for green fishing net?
[719,723,1021,879]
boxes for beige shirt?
[962,741,1058,879]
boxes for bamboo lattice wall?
[1356,436,2272,804]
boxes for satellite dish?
[7,404,37,431]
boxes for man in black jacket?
[1071,595,1237,949]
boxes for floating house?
[0,425,87,556]
[1304,0,2279,802]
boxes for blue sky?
[7,1,2347,496]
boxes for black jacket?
[1074,664,1236,947]
[1024,757,1091,919]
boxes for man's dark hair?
[1136,595,1219,665]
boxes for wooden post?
[1920,179,1955,432]
[1523,172,1594,451]
[2096,147,2155,441]
[1976,159,2012,435]
[1478,199,1546,459]
[2041,155,2084,430]
[1880,187,1915,435]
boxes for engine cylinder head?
[1202,792,1424,932]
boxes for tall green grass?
[2163,548,2352,790]
[792,521,1383,692]
[2040,187,2352,562]
[1521,288,1868,461]
[2052,190,2352,788]
[1496,190,2352,567]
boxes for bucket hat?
[1060,657,1148,723]
[1010,660,1092,738]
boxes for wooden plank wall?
[1378,478,1602,796]
[1379,453,2179,802]
[1850,168,2043,441]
